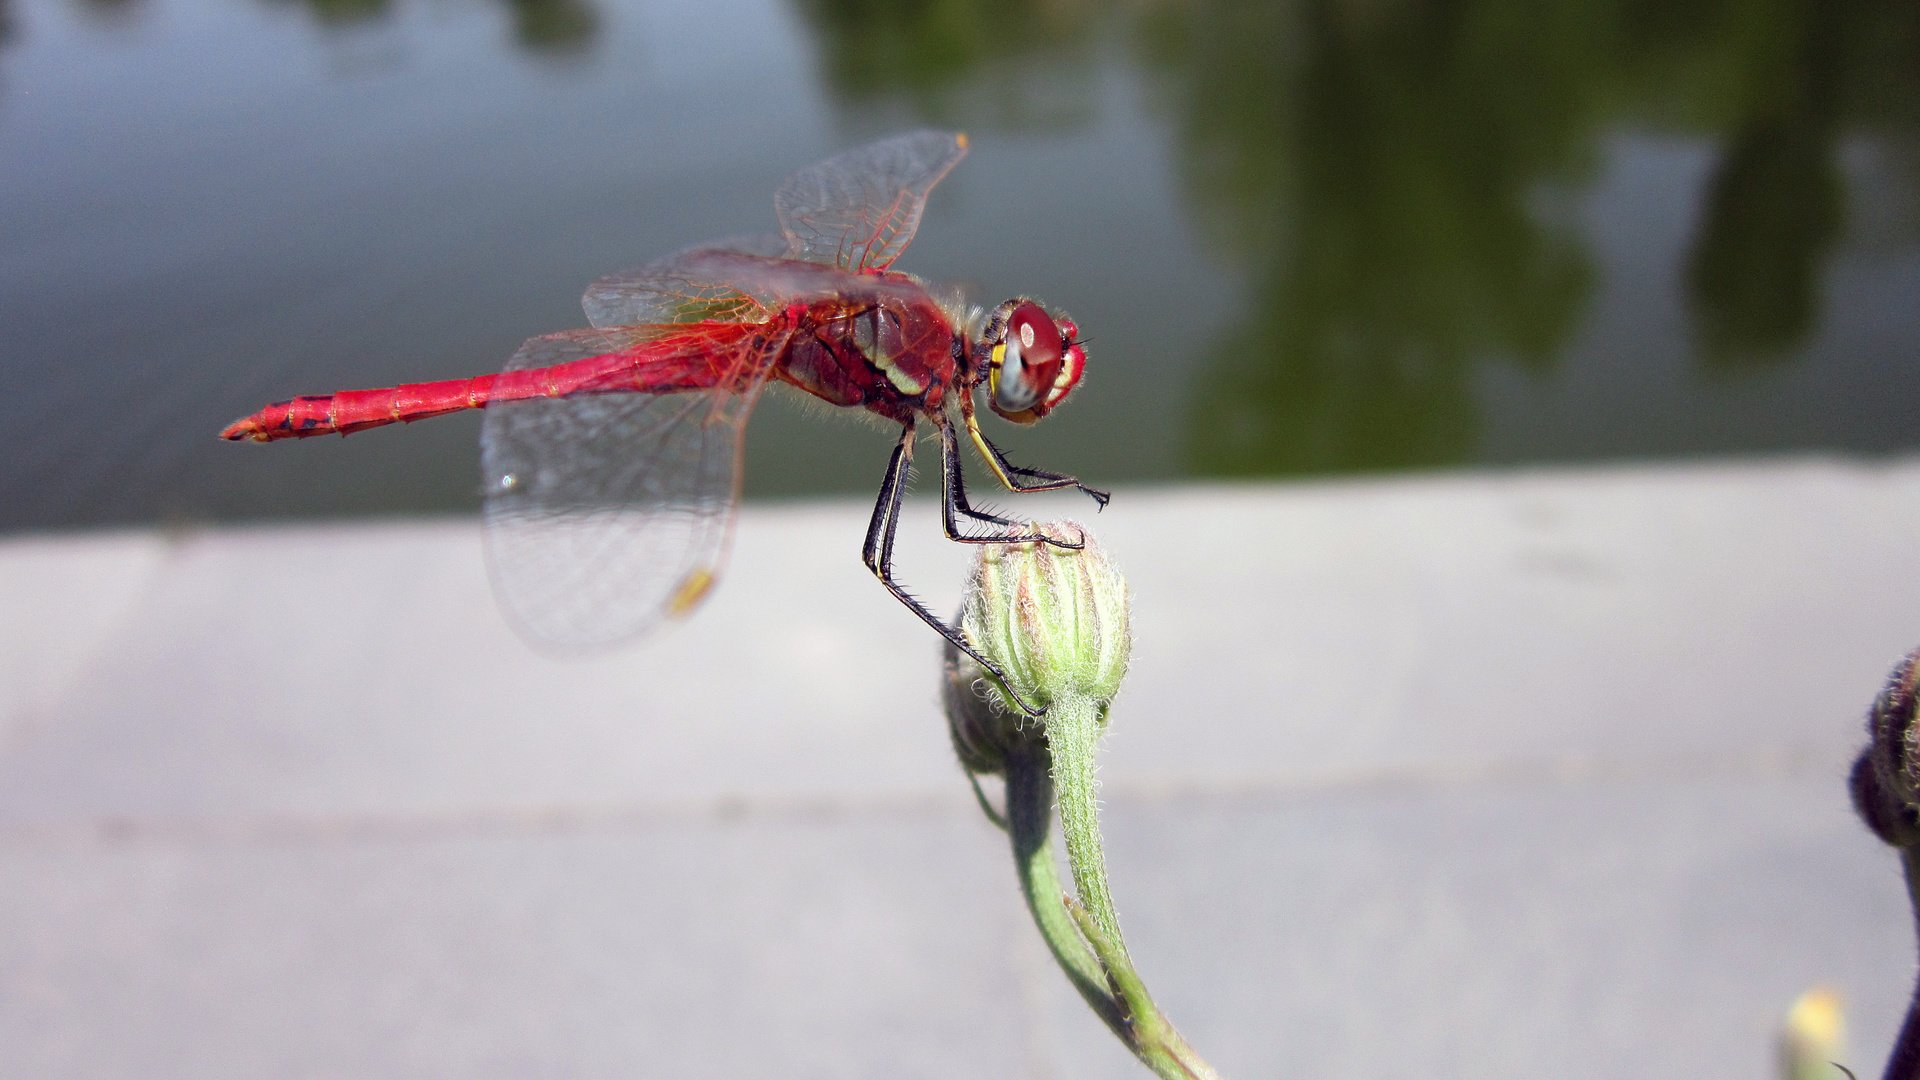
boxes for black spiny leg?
[976,430,1111,510]
[863,423,1047,717]
[939,422,1072,546]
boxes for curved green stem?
[996,691,1223,1080]
[1046,691,1127,951]
[1006,742,1130,1041]
[1065,899,1222,1080]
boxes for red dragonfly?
[222,131,1105,714]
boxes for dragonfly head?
[978,298,1087,425]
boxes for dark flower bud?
[1851,751,1920,848]
[944,641,1030,777]
[1855,648,1920,847]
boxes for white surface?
[2,457,1916,1078]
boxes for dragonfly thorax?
[776,289,959,426]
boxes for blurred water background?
[2,0,1915,532]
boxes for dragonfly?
[221,130,1106,715]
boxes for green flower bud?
[957,521,1132,715]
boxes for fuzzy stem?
[1066,899,1224,1080]
[1046,691,1126,951]
[1005,742,1131,1041]
[1035,690,1224,1080]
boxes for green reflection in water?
[251,0,598,47]
[306,0,386,25]
[787,0,1919,478]
[1141,0,1594,476]
[1144,0,1920,475]
[1677,0,1917,371]
[791,0,1100,123]
[1688,107,1843,371]
[505,0,597,52]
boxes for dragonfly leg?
[939,422,1073,546]
[980,431,1111,507]
[959,394,1110,511]
[864,422,1047,718]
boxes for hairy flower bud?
[957,521,1132,715]
[944,642,1026,777]
[1857,648,1920,847]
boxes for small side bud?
[1857,649,1920,847]
[958,522,1132,715]
[944,641,1029,777]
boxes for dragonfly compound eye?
[987,300,1084,424]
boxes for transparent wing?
[585,239,935,329]
[774,130,968,271]
[582,234,788,330]
[480,323,785,651]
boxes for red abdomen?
[220,322,761,442]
